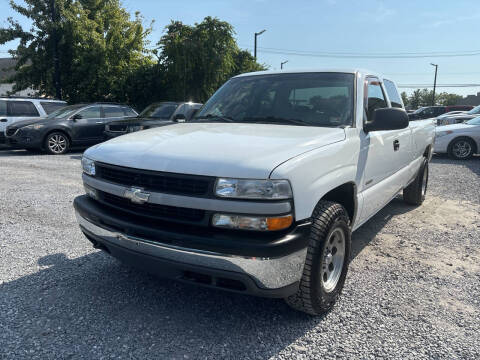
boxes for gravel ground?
[0,150,479,359]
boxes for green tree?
[401,91,409,108]
[158,17,266,102]
[436,92,463,106]
[0,0,151,102]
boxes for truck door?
[359,77,411,221]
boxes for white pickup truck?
[74,69,435,315]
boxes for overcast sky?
[1,0,480,96]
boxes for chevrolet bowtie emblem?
[124,187,150,204]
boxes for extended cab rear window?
[383,80,403,109]
[41,102,66,114]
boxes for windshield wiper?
[241,116,310,126]
[192,114,235,123]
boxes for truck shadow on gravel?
[1,199,416,358]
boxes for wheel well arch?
[447,136,478,153]
[423,144,432,158]
[43,129,72,148]
[319,182,357,225]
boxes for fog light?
[84,184,98,200]
[212,214,293,231]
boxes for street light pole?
[254,29,266,59]
[430,63,438,106]
[281,60,288,69]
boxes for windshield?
[139,103,179,118]
[47,105,83,119]
[465,117,480,125]
[467,105,480,115]
[193,72,355,127]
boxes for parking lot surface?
[1,150,479,359]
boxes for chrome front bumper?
[76,211,307,291]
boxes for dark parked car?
[409,105,473,120]
[104,101,202,139]
[5,103,137,154]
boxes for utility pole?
[430,63,438,106]
[50,0,61,99]
[254,29,266,59]
[281,60,288,69]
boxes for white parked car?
[434,117,480,159]
[0,97,66,144]
[436,105,480,126]
[74,69,435,315]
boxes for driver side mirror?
[364,108,409,133]
[173,113,186,122]
[71,114,82,121]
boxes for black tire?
[448,137,475,160]
[403,158,428,205]
[285,201,351,315]
[44,132,70,155]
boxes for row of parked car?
[0,97,202,154]
[1,95,479,160]
[406,104,480,159]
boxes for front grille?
[6,128,17,137]
[98,190,206,223]
[95,163,214,197]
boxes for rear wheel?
[448,138,475,160]
[285,201,351,315]
[403,158,428,205]
[44,132,70,155]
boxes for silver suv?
[0,97,66,143]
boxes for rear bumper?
[74,195,310,297]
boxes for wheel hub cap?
[48,135,66,154]
[321,227,346,293]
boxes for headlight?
[212,213,293,231]
[25,124,45,130]
[215,178,292,199]
[81,156,96,176]
[436,130,453,138]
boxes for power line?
[239,44,480,59]
[398,84,480,88]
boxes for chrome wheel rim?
[421,165,428,196]
[321,227,346,293]
[452,140,471,158]
[48,134,67,154]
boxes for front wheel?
[448,138,475,160]
[44,132,70,155]
[285,201,351,315]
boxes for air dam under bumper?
[74,199,309,298]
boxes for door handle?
[0,118,7,122]
[96,121,104,124]
[393,140,400,151]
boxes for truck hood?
[85,123,346,178]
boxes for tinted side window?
[0,100,6,116]
[77,106,101,119]
[41,102,66,114]
[103,106,125,118]
[7,101,40,117]
[383,80,403,108]
[366,80,387,121]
